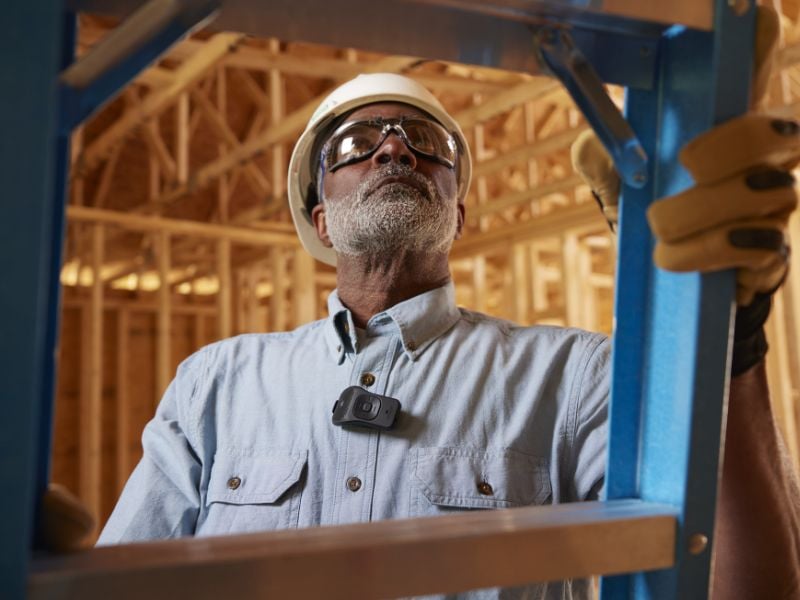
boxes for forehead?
[343,101,431,123]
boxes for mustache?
[358,164,434,201]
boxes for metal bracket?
[536,26,649,188]
[59,0,220,132]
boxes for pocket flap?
[413,447,551,509]
[207,449,307,505]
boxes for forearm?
[712,361,800,599]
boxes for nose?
[371,132,417,169]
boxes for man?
[97,58,800,600]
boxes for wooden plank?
[456,79,561,130]
[470,174,584,218]
[473,126,588,178]
[292,250,317,325]
[160,38,516,92]
[270,248,287,332]
[190,88,271,197]
[472,256,488,313]
[67,206,299,248]
[269,40,286,203]
[28,500,676,600]
[142,120,177,181]
[79,224,104,524]
[93,144,122,208]
[115,308,130,495]
[194,313,207,350]
[63,298,219,317]
[79,33,244,174]
[246,267,261,332]
[512,243,530,324]
[176,92,189,185]
[215,66,230,223]
[561,232,581,328]
[452,202,602,259]
[156,231,171,397]
[217,238,232,340]
[143,55,420,213]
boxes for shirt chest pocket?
[410,447,551,517]
[199,449,307,536]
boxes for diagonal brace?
[536,26,649,189]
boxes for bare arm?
[713,360,800,599]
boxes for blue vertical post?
[602,1,755,599]
[0,2,72,597]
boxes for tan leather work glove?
[39,483,95,552]
[571,6,797,307]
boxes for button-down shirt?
[99,282,610,599]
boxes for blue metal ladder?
[0,1,754,597]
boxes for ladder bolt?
[687,533,709,555]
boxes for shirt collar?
[324,281,461,362]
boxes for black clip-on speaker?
[332,386,402,431]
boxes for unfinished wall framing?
[55,13,800,533]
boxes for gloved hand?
[39,483,95,552]
[570,6,799,375]
[571,5,783,234]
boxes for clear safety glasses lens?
[326,118,457,171]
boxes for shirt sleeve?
[569,335,611,501]
[96,349,207,545]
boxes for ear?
[454,203,466,240]
[310,203,334,248]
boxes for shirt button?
[477,481,494,496]
[407,340,417,352]
[336,345,342,352]
[360,373,376,387]
[227,476,242,490]
[346,476,362,492]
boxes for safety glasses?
[323,117,458,173]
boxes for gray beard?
[323,163,459,259]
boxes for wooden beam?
[142,121,177,181]
[473,126,588,178]
[452,202,602,259]
[93,143,123,208]
[176,93,189,185]
[29,500,675,600]
[63,297,219,317]
[67,206,299,248]
[78,33,245,174]
[217,238,232,339]
[190,87,271,198]
[511,243,530,324]
[156,232,172,397]
[270,40,286,203]
[216,66,231,223]
[292,250,317,325]
[232,68,270,112]
[115,308,130,495]
[194,313,207,349]
[270,248,287,332]
[143,56,420,213]
[470,174,585,218]
[80,224,104,525]
[159,37,516,93]
[456,79,562,130]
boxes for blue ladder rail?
[0,1,753,598]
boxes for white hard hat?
[287,73,472,266]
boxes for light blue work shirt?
[99,282,610,599]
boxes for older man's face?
[314,102,462,259]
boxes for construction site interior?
[57,9,800,538]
